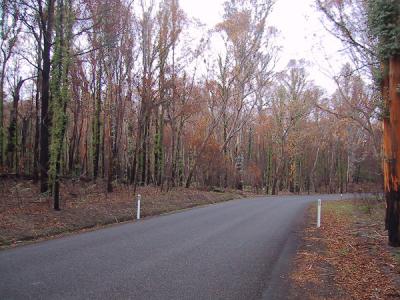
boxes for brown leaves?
[216,11,251,43]
[291,200,400,299]
[0,178,247,248]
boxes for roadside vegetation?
[0,0,381,213]
[0,177,250,248]
[1,0,384,253]
[291,197,400,299]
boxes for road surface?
[0,194,352,299]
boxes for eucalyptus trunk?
[383,56,400,246]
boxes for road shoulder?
[261,201,309,300]
[290,198,400,299]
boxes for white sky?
[180,0,347,94]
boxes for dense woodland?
[0,0,385,210]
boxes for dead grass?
[0,178,250,248]
[291,198,400,299]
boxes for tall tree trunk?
[176,118,184,186]
[169,120,176,189]
[310,146,320,193]
[223,113,228,188]
[6,79,26,173]
[105,100,113,193]
[49,0,71,210]
[384,56,400,246]
[146,117,151,185]
[0,64,5,167]
[264,147,272,195]
[68,113,78,173]
[21,116,29,174]
[140,114,148,185]
[154,106,163,186]
[92,63,102,179]
[33,73,41,181]
[271,177,278,195]
[39,0,55,193]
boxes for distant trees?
[0,1,22,168]
[0,0,381,211]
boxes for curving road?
[0,194,351,299]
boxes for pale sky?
[180,0,346,94]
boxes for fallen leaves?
[0,178,248,248]
[291,200,400,300]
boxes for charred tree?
[6,78,29,173]
[369,0,400,246]
[39,0,56,193]
[382,56,400,246]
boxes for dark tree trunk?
[130,151,137,185]
[93,65,102,179]
[6,92,18,169]
[7,79,26,172]
[106,113,113,193]
[140,116,147,185]
[21,117,29,174]
[39,0,55,193]
[271,177,277,195]
[33,74,41,181]
[386,191,400,246]
[0,66,5,167]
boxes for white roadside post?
[137,194,141,220]
[317,199,321,228]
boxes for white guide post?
[137,194,141,220]
[317,199,321,228]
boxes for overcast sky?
[180,0,346,94]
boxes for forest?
[0,0,386,212]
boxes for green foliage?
[325,201,354,216]
[368,0,400,60]
[0,124,4,165]
[49,0,73,195]
[371,65,384,87]
[339,246,350,256]
[154,130,162,160]
[393,250,400,263]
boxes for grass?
[393,250,400,264]
[323,201,354,215]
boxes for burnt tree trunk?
[6,78,27,173]
[39,0,55,193]
[92,63,102,179]
[33,73,41,181]
[383,56,400,246]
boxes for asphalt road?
[0,194,353,299]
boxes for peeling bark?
[384,56,400,246]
